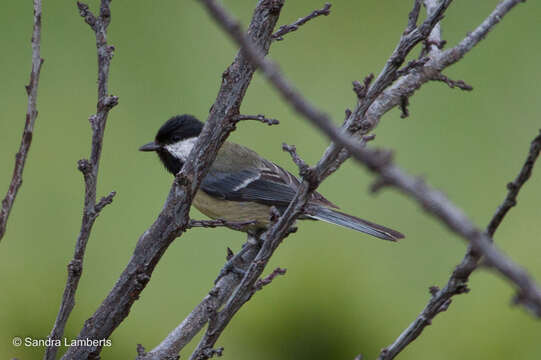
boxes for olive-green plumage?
[140,115,405,241]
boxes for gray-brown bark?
[45,1,118,359]
[0,0,43,242]
[184,0,540,359]
[21,0,535,359]
[61,1,284,359]
[377,130,541,360]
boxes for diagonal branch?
[137,236,260,360]
[238,0,541,314]
[185,1,451,358]
[194,0,541,357]
[377,130,541,360]
[0,0,43,242]
[189,181,309,360]
[363,0,525,130]
[406,0,422,34]
[45,2,118,359]
[232,114,279,126]
[62,1,285,359]
[487,131,541,236]
[187,219,257,231]
[272,2,331,41]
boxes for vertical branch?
[0,0,43,242]
[44,2,117,359]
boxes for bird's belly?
[193,190,271,228]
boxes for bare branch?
[405,0,422,34]
[203,0,454,187]
[62,1,285,359]
[0,0,43,242]
[127,1,530,358]
[367,153,541,314]
[377,129,541,360]
[45,1,117,359]
[419,0,445,58]
[199,1,541,357]
[232,114,279,126]
[272,3,331,41]
[189,194,305,360]
[76,1,97,30]
[187,219,257,231]
[396,57,429,77]
[352,74,374,101]
[182,1,453,357]
[254,267,287,290]
[364,0,525,129]
[432,72,473,91]
[138,237,260,360]
[488,131,541,235]
[282,143,311,178]
[95,190,117,213]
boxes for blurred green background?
[1,1,540,359]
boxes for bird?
[139,114,404,242]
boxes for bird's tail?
[307,206,404,242]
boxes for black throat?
[157,148,183,175]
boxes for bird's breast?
[193,189,272,228]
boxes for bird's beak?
[139,141,161,152]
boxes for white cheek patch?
[164,137,197,161]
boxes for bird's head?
[139,114,204,174]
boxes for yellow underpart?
[193,190,272,229]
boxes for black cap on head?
[155,114,204,145]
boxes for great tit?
[139,114,404,242]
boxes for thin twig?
[419,0,445,58]
[187,219,257,231]
[352,74,374,101]
[272,3,331,41]
[254,267,287,290]
[396,57,429,77]
[405,0,422,34]
[363,0,525,129]
[282,143,311,178]
[377,129,541,360]
[319,0,454,176]
[432,72,473,91]
[0,0,43,242]
[45,2,117,359]
[232,114,279,126]
[487,131,541,235]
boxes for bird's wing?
[200,159,338,208]
[260,159,338,208]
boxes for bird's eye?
[172,135,181,142]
